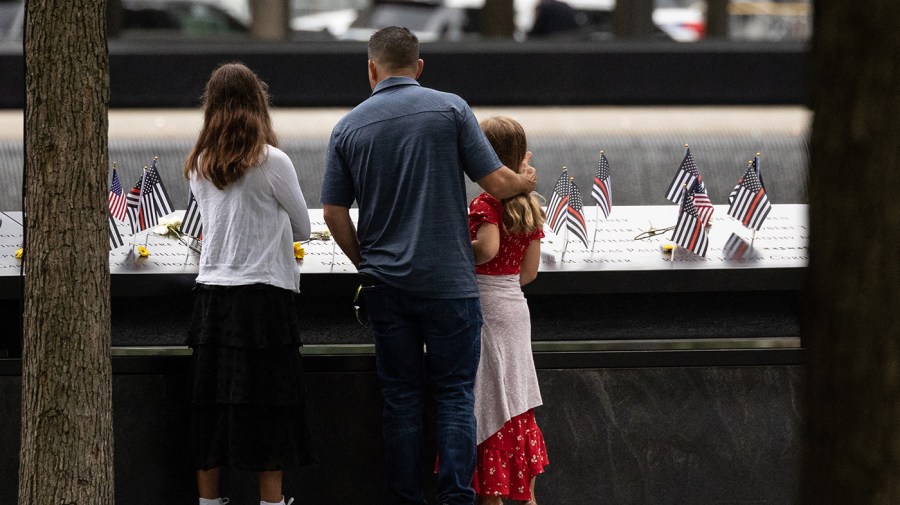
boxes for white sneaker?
[199,498,229,505]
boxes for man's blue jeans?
[362,283,482,505]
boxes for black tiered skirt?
[186,283,315,471]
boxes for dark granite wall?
[0,42,807,109]
[0,359,801,505]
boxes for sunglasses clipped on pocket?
[353,284,368,328]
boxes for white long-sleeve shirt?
[191,145,311,292]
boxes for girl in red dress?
[469,116,549,505]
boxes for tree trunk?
[19,1,114,505]
[705,0,728,39]
[481,0,515,38]
[802,0,900,504]
[613,0,656,40]
[250,0,290,40]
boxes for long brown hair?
[183,62,278,189]
[480,116,546,235]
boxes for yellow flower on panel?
[15,248,23,259]
[293,242,305,260]
[137,245,150,257]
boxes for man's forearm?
[323,205,362,268]
[479,166,537,200]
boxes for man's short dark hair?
[368,26,419,71]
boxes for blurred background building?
[0,0,811,44]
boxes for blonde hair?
[183,62,278,189]
[479,116,546,235]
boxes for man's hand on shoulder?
[519,151,537,193]
[477,150,537,200]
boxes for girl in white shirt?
[183,62,312,505]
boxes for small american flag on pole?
[181,190,203,239]
[546,169,570,236]
[108,167,127,221]
[665,146,700,204]
[691,179,714,228]
[126,170,147,234]
[727,159,771,231]
[567,177,589,248]
[108,212,124,250]
[142,158,173,223]
[591,151,612,218]
[671,187,709,257]
[546,169,589,248]
[729,155,766,204]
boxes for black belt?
[359,273,382,287]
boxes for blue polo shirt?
[321,77,502,298]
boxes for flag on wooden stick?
[690,179,714,228]
[142,157,173,223]
[727,155,771,231]
[567,178,589,248]
[126,158,173,234]
[108,212,124,250]
[546,168,589,248]
[671,186,709,257]
[546,169,570,236]
[591,151,612,218]
[665,146,700,204]
[108,165,127,221]
[181,190,203,239]
[126,169,148,234]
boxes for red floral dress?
[469,193,544,276]
[472,410,549,500]
[468,193,549,501]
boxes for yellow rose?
[293,242,305,260]
[15,248,23,259]
[137,245,150,257]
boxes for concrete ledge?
[0,40,808,108]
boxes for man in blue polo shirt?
[321,26,536,505]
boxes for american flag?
[723,232,751,260]
[181,190,203,239]
[729,155,766,204]
[671,187,709,257]
[126,172,147,234]
[546,170,589,248]
[591,151,612,218]
[567,178,589,248]
[127,160,173,234]
[665,146,700,204]
[142,159,173,223]
[108,168,127,221]
[546,170,570,235]
[727,161,771,231]
[108,212,124,250]
[691,179,714,228]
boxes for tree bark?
[802,0,900,504]
[19,1,114,505]
[481,0,515,38]
[705,0,729,39]
[613,0,656,40]
[250,0,290,40]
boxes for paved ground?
[0,106,810,141]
